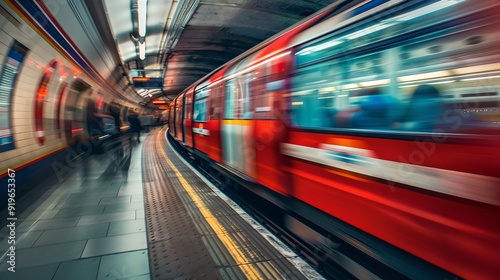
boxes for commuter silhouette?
[127,109,142,143]
[402,85,443,131]
[109,102,122,133]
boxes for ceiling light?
[138,0,147,37]
[139,41,145,60]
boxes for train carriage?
[191,68,227,163]
[282,0,500,278]
[169,0,500,278]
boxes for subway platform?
[0,128,323,280]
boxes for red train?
[169,0,500,278]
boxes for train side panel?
[283,0,500,278]
[192,68,227,163]
[251,54,292,195]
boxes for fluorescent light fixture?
[319,87,337,93]
[359,79,390,87]
[453,63,500,75]
[394,0,465,22]
[461,75,500,82]
[213,51,291,85]
[297,40,342,55]
[345,23,390,40]
[138,0,147,37]
[139,41,145,60]
[398,70,451,82]
[428,79,456,85]
[295,0,465,58]
[341,83,359,90]
[318,96,336,99]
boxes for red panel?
[254,120,289,194]
[193,122,209,154]
[284,130,500,279]
[207,119,222,162]
[206,67,229,163]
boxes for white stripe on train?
[281,143,500,206]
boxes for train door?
[252,53,291,195]
[207,81,224,162]
[175,93,185,142]
[64,80,90,146]
[221,56,256,178]
[193,69,226,163]
[192,82,210,156]
[184,87,194,147]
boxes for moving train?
[0,1,143,202]
[168,0,500,278]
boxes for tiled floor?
[0,135,150,280]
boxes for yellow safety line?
[155,131,262,280]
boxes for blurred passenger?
[320,107,338,127]
[336,87,400,129]
[139,114,153,132]
[401,85,443,131]
[86,95,109,137]
[351,94,398,128]
[127,109,142,143]
[109,102,122,133]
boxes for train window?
[252,66,274,120]
[184,93,192,119]
[224,74,253,120]
[194,87,208,122]
[225,79,236,119]
[239,72,253,119]
[0,41,28,152]
[209,84,223,120]
[291,0,500,134]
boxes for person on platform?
[127,109,142,143]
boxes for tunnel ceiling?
[61,0,336,106]
[156,0,334,98]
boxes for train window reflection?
[291,1,500,134]
[194,87,208,122]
